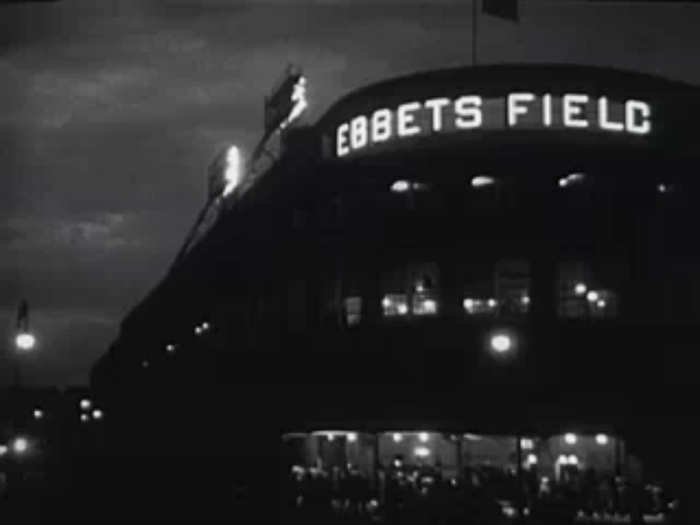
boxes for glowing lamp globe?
[12,437,29,455]
[15,332,36,352]
[490,333,513,354]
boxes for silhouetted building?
[91,65,700,517]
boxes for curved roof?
[317,63,700,161]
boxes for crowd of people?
[281,460,678,524]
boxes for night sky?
[1,0,699,386]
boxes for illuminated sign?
[279,76,308,130]
[208,145,243,199]
[334,92,652,158]
[265,69,308,134]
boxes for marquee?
[334,92,652,158]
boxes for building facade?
[91,64,700,517]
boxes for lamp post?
[12,330,36,389]
[8,300,37,389]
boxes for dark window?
[343,297,362,326]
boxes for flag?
[16,300,29,332]
[483,0,519,22]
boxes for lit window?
[463,297,497,315]
[382,294,409,317]
[382,263,440,318]
[414,446,430,458]
[558,262,619,319]
[463,260,530,317]
[343,297,362,326]
[413,295,438,316]
[495,260,531,315]
[520,438,534,450]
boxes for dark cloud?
[1,0,700,385]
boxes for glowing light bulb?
[471,175,495,188]
[15,333,36,351]
[490,333,513,354]
[564,433,577,445]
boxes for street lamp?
[489,332,514,355]
[11,437,29,455]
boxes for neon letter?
[371,109,393,143]
[397,102,422,137]
[542,93,552,127]
[508,93,535,127]
[337,122,350,157]
[424,97,451,132]
[598,97,624,132]
[455,96,483,129]
[350,116,368,150]
[563,94,589,128]
[626,100,651,135]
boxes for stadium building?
[91,64,700,517]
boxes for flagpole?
[472,0,478,66]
